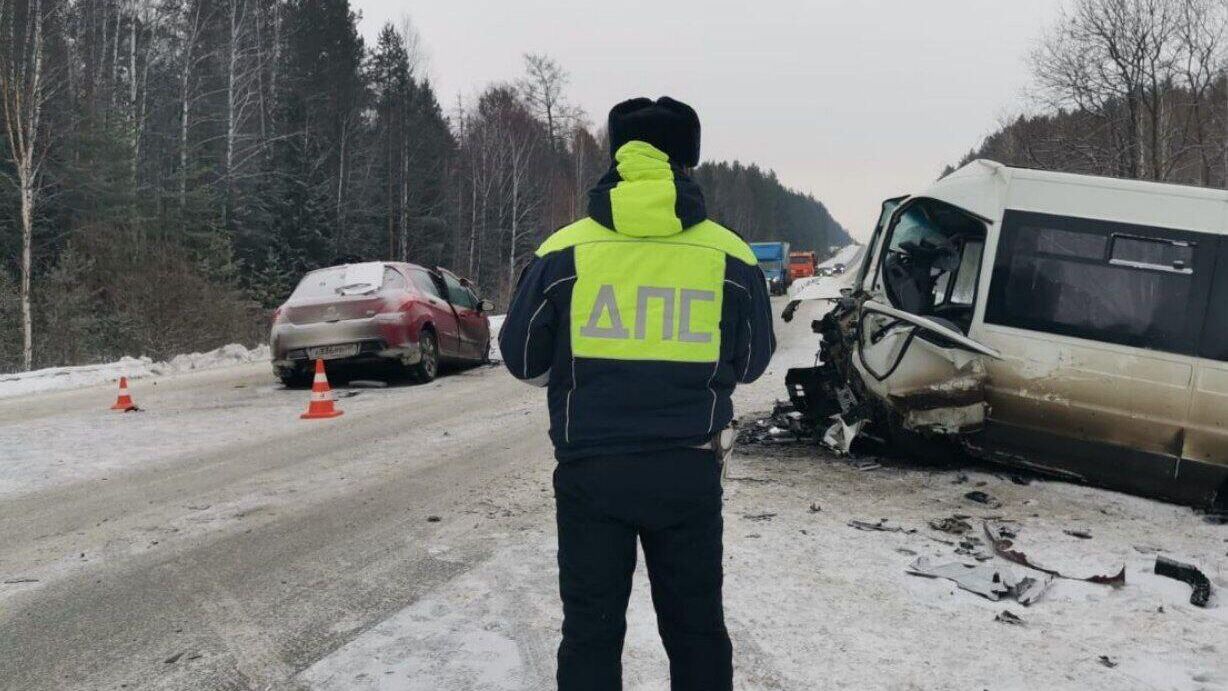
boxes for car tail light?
[272,306,286,324]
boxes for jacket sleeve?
[499,256,558,386]
[731,263,777,384]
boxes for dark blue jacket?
[499,141,776,461]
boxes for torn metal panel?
[995,610,1025,625]
[983,523,1126,586]
[907,557,1017,601]
[887,363,988,411]
[888,360,989,436]
[907,557,1054,606]
[1015,575,1053,606]
[903,404,985,435]
[822,416,866,455]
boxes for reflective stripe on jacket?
[500,141,776,460]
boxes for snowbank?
[819,242,862,270]
[2,313,505,400]
[0,343,270,399]
[488,314,506,362]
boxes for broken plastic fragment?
[906,557,1016,601]
[822,415,866,455]
[995,610,1025,625]
[848,518,913,534]
[929,516,973,535]
[1015,575,1053,606]
[1154,556,1212,608]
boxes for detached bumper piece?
[1154,556,1212,607]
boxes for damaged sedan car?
[271,262,493,386]
[786,160,1228,508]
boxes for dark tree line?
[951,0,1228,189]
[694,161,849,254]
[1,0,848,372]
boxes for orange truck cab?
[789,251,818,280]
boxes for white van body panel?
[848,160,1228,505]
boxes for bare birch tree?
[0,0,56,370]
[519,53,572,153]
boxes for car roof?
[919,160,1228,236]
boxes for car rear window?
[986,211,1216,356]
[291,263,386,300]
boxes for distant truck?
[750,241,791,295]
[789,251,818,280]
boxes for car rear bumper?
[270,315,422,370]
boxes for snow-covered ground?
[819,243,862,270]
[0,312,508,401]
[3,301,1225,690]
[488,314,506,362]
[299,458,1228,690]
[297,299,1228,691]
[0,343,269,399]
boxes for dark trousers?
[554,448,732,691]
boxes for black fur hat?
[608,96,701,167]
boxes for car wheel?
[410,330,439,383]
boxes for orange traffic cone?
[300,359,344,419]
[111,377,138,411]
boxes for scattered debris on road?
[743,512,777,522]
[984,523,1126,586]
[163,650,202,664]
[906,557,1052,605]
[1098,655,1118,669]
[808,502,822,513]
[426,515,441,523]
[1154,556,1212,607]
[1063,529,1093,540]
[3,578,39,584]
[848,458,882,471]
[929,516,973,535]
[954,535,995,562]
[964,491,1000,508]
[995,610,1025,626]
[849,518,913,534]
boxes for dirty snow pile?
[0,343,270,399]
[488,314,506,362]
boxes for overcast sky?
[353,0,1067,240]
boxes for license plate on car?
[307,343,359,360]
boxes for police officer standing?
[500,96,776,691]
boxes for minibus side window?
[1199,242,1228,361]
[986,210,1215,356]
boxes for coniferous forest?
[0,0,849,372]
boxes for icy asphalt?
[1,299,1226,690]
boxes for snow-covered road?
[2,300,1226,690]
